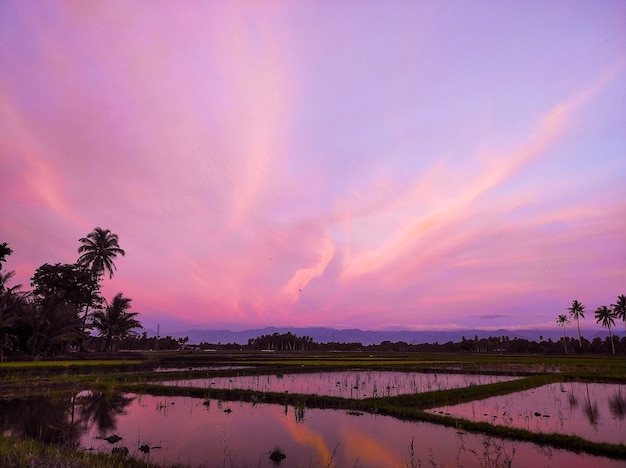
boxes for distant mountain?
[155,326,616,346]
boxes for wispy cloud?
[1,1,624,331]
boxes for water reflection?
[608,388,625,420]
[0,395,80,447]
[0,392,623,467]
[77,391,135,436]
[583,384,599,428]
[428,382,626,445]
[157,370,519,398]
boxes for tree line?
[557,297,626,355]
[116,331,625,355]
[0,228,141,359]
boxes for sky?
[1,1,625,334]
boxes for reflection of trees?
[77,391,135,437]
[583,385,599,428]
[294,404,306,423]
[0,395,81,448]
[0,391,135,450]
[608,389,625,420]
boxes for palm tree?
[611,294,626,334]
[77,228,125,279]
[595,305,617,355]
[0,269,22,294]
[556,314,570,353]
[0,242,12,270]
[91,293,142,352]
[568,299,585,348]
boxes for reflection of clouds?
[340,424,397,466]
[281,413,332,466]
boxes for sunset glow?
[1,1,625,334]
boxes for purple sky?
[1,1,625,334]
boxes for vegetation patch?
[0,434,158,468]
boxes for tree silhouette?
[91,293,142,352]
[611,295,626,334]
[0,278,25,361]
[0,243,12,270]
[31,264,100,310]
[556,314,570,353]
[595,305,616,355]
[26,294,84,356]
[31,263,101,332]
[77,228,125,280]
[568,299,585,348]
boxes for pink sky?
[1,1,625,334]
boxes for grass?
[0,433,160,468]
[1,350,625,465]
[0,359,143,368]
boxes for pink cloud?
[1,2,624,332]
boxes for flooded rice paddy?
[428,382,626,445]
[1,391,622,467]
[156,370,519,398]
[153,365,252,373]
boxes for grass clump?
[0,434,156,468]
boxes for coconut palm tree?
[568,299,585,348]
[91,293,142,352]
[595,305,617,355]
[556,314,570,353]
[77,228,125,279]
[0,242,12,270]
[611,294,626,334]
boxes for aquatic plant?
[111,446,129,456]
[457,434,516,468]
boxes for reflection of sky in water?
[156,371,519,398]
[76,393,623,468]
[428,382,626,445]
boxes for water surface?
[428,382,626,445]
[157,370,519,398]
[2,390,623,467]
[76,393,626,467]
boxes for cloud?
[470,314,513,320]
[334,65,618,289]
[1,2,624,331]
[280,236,335,303]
